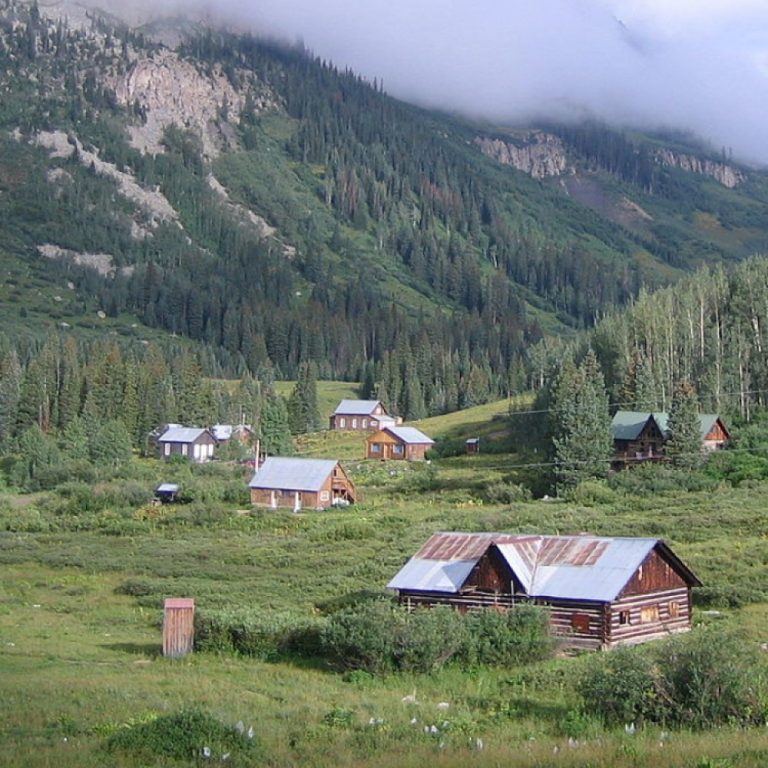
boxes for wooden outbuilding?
[465,437,480,455]
[157,426,216,463]
[248,457,356,510]
[366,426,434,461]
[163,597,195,657]
[154,483,180,504]
[211,423,255,447]
[329,400,398,431]
[612,410,730,467]
[388,532,701,650]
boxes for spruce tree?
[260,392,292,455]
[666,380,702,469]
[287,362,321,434]
[551,350,613,490]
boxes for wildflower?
[624,722,636,735]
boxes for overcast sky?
[118,0,768,164]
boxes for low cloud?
[105,0,768,164]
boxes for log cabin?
[329,400,398,431]
[248,457,356,510]
[612,410,730,467]
[388,532,701,650]
[366,425,435,460]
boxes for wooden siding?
[614,419,665,466]
[163,598,195,657]
[250,463,355,510]
[607,587,691,646]
[620,549,688,597]
[160,433,216,463]
[366,431,431,460]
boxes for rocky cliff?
[654,149,744,188]
[474,131,569,178]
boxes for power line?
[500,388,768,419]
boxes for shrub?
[579,628,768,730]
[396,605,468,673]
[463,605,553,667]
[105,708,261,764]
[194,610,324,659]
[564,479,617,506]
[320,598,404,673]
[321,600,554,674]
[578,646,661,726]
[656,628,766,729]
[484,481,532,504]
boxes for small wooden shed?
[163,597,195,658]
[465,437,480,455]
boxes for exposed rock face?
[654,149,744,188]
[32,129,179,235]
[106,51,276,157]
[37,243,133,278]
[474,132,569,178]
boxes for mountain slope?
[1,0,768,416]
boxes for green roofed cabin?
[611,410,730,468]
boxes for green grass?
[4,399,768,765]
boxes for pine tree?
[287,362,321,434]
[260,391,292,455]
[551,350,613,490]
[666,379,702,469]
[0,350,22,444]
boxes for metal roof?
[388,532,700,602]
[334,399,384,415]
[158,427,210,444]
[612,410,724,441]
[211,424,252,442]
[383,426,434,445]
[248,457,340,492]
[155,483,179,493]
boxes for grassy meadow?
[2,392,768,766]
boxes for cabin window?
[164,444,170,456]
[339,418,346,428]
[392,444,404,455]
[619,610,631,625]
[320,491,330,502]
[640,605,660,624]
[352,418,358,428]
[371,443,381,454]
[571,613,590,632]
[181,444,188,456]
[669,601,680,618]
[362,419,368,428]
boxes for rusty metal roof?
[388,532,700,602]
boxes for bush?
[463,605,553,666]
[105,708,261,764]
[396,605,468,673]
[564,479,617,506]
[194,609,324,659]
[579,628,768,730]
[484,481,532,504]
[321,599,554,674]
[656,628,766,729]
[320,598,404,673]
[578,646,661,726]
